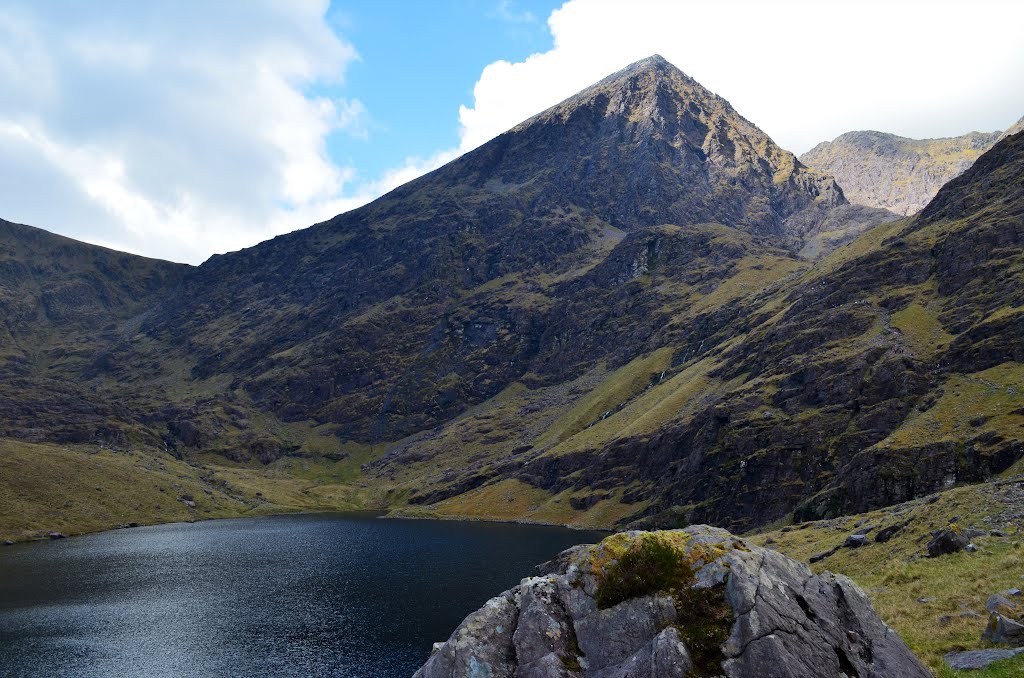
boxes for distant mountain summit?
[800,127,1011,215]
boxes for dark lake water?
[0,513,604,677]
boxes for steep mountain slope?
[799,128,1008,216]
[390,130,1024,531]
[1000,115,1024,140]
[0,218,186,364]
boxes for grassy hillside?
[0,437,389,542]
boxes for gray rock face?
[588,627,692,678]
[414,526,929,678]
[873,524,902,543]
[573,594,676,672]
[944,646,1024,670]
[800,129,1003,216]
[721,548,927,678]
[845,534,869,548]
[987,593,1018,615]
[513,577,578,676]
[414,591,519,677]
[809,546,840,563]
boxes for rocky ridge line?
[799,127,1009,215]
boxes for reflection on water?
[0,513,603,677]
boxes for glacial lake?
[0,513,604,677]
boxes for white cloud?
[457,0,1024,157]
[0,0,362,264]
[335,98,370,140]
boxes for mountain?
[799,127,1010,216]
[5,57,1023,541]
[133,55,877,445]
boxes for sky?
[1,0,1023,265]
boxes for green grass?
[875,362,1024,451]
[891,302,953,357]
[537,348,674,447]
[593,533,732,674]
[0,438,254,540]
[541,355,726,457]
[0,437,391,542]
[403,477,646,529]
[595,534,695,608]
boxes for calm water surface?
[0,513,603,677]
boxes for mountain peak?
[614,53,674,75]
[511,54,702,132]
[637,53,668,65]
[468,55,844,240]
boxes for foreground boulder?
[414,526,928,678]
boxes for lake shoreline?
[2,502,613,547]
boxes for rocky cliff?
[799,128,1013,216]
[414,526,930,677]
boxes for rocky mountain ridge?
[799,121,1022,216]
[135,55,872,443]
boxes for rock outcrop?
[414,526,929,678]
